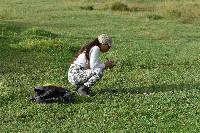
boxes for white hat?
[98,34,115,48]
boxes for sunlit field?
[0,0,200,132]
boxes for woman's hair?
[73,38,101,62]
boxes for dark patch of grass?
[0,15,6,20]
[129,2,154,12]
[147,14,163,20]
[21,28,59,39]
[110,2,130,11]
[80,5,94,10]
[0,21,28,44]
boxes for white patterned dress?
[68,46,105,88]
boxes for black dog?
[30,85,75,104]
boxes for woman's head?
[98,34,114,53]
[99,43,111,53]
[74,34,114,61]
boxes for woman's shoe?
[77,85,91,97]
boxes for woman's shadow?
[98,82,200,95]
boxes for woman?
[68,34,115,96]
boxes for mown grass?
[1,0,200,132]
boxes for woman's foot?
[75,84,83,91]
[77,85,91,97]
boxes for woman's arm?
[89,46,105,69]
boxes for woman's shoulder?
[90,45,100,55]
[91,45,100,51]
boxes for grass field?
[1,0,200,132]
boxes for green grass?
[1,0,200,132]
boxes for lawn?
[0,0,200,132]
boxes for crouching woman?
[68,34,115,96]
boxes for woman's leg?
[68,65,104,88]
[83,68,103,87]
[76,68,104,96]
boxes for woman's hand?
[105,60,115,69]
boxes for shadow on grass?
[0,20,29,45]
[0,20,78,74]
[0,21,81,105]
[98,82,200,96]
